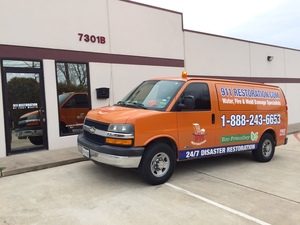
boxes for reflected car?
[58,92,90,134]
[16,110,43,145]
[15,92,90,145]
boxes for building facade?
[0,0,299,157]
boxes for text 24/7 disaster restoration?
[78,72,288,185]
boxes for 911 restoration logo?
[219,86,281,106]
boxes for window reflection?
[56,62,90,136]
[3,60,40,68]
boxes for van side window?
[178,83,211,111]
[64,94,89,108]
[56,62,90,136]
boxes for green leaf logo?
[251,132,258,141]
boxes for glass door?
[1,60,48,154]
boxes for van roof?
[151,76,280,89]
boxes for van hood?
[19,110,39,119]
[86,106,160,124]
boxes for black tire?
[139,142,175,185]
[29,136,43,145]
[60,122,69,134]
[252,133,275,162]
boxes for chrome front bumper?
[15,129,43,139]
[78,145,142,168]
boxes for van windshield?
[117,80,184,110]
[59,92,73,106]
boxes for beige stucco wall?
[184,30,300,125]
[184,31,251,76]
[249,43,285,77]
[0,0,299,157]
[0,0,184,156]
[108,0,184,59]
[0,0,110,53]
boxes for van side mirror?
[177,95,195,110]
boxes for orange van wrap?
[177,80,287,161]
[87,106,178,147]
[214,82,287,147]
[78,75,288,185]
[215,83,285,111]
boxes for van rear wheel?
[139,143,175,185]
[252,133,275,162]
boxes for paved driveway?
[0,135,299,225]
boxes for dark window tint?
[179,83,211,111]
[64,94,89,108]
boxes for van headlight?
[106,124,134,146]
[108,124,134,134]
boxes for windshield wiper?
[116,101,146,109]
[128,102,147,109]
[116,101,126,106]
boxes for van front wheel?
[29,136,43,145]
[252,133,275,162]
[139,143,175,185]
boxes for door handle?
[40,107,45,114]
[212,113,215,124]
[39,108,46,123]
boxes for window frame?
[173,82,211,112]
[55,61,91,136]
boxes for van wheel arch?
[139,138,177,185]
[262,129,277,146]
[145,137,178,158]
[253,130,276,162]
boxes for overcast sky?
[131,0,300,49]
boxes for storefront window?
[55,62,90,136]
[3,60,40,68]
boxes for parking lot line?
[165,182,271,225]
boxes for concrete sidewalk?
[0,147,86,177]
[288,122,300,134]
[1,123,299,178]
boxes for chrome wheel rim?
[262,139,272,157]
[150,152,170,178]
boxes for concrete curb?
[1,158,87,177]
[288,122,300,135]
[0,148,88,178]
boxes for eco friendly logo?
[191,123,207,146]
[221,132,259,144]
[250,131,259,141]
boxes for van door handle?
[212,113,215,124]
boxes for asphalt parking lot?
[0,134,299,225]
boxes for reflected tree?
[7,77,40,127]
[8,77,40,106]
[56,63,88,94]
[55,62,90,136]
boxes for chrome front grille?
[83,119,109,145]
